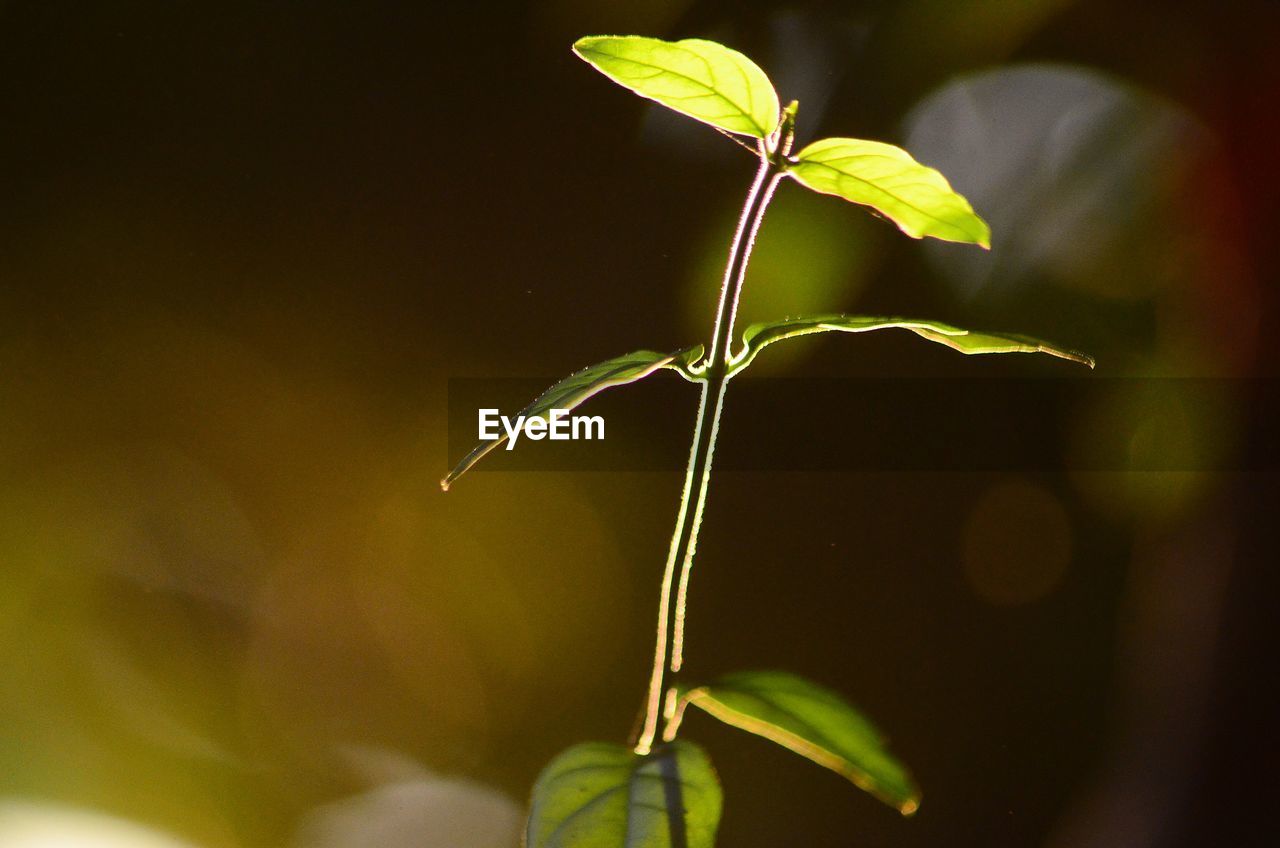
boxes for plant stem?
[635,144,788,754]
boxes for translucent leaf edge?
[572,34,782,139]
[441,344,704,490]
[788,137,992,248]
[670,671,921,815]
[731,315,1094,373]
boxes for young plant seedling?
[443,35,1094,848]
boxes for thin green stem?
[670,170,783,674]
[635,124,792,754]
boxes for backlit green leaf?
[674,671,919,815]
[732,314,1093,372]
[527,741,722,848]
[573,35,781,139]
[441,346,703,490]
[789,138,991,246]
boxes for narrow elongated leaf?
[441,346,703,490]
[527,741,722,848]
[789,138,991,246]
[573,36,781,139]
[733,314,1093,372]
[676,671,919,815]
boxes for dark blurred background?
[2,1,1277,846]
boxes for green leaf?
[527,740,722,848]
[573,35,781,139]
[733,314,1094,372]
[789,138,991,247]
[675,671,919,815]
[441,346,703,491]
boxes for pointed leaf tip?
[573,35,781,139]
[789,137,990,247]
[733,315,1093,373]
[677,671,920,814]
[442,345,703,489]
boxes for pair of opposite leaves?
[441,36,1093,491]
[573,34,991,247]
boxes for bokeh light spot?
[0,801,197,848]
